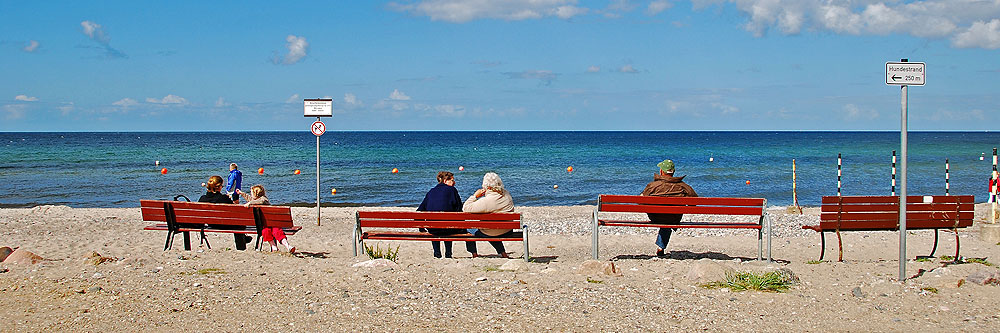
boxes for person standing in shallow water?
[417,171,463,258]
[640,159,698,258]
[226,163,242,204]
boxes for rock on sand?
[578,260,622,277]
[2,248,46,265]
[0,247,13,262]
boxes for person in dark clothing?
[198,175,252,249]
[640,159,698,257]
[417,171,463,258]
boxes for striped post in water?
[837,153,842,196]
[993,148,998,224]
[945,159,950,196]
[891,150,896,196]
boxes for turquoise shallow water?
[0,131,997,208]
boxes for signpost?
[304,99,333,226]
[886,59,925,281]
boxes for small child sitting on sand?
[240,185,295,253]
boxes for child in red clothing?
[241,185,295,253]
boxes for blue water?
[1,131,997,208]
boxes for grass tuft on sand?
[702,271,794,292]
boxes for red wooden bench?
[140,200,300,251]
[802,195,974,261]
[354,211,528,261]
[592,195,771,261]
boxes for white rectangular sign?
[303,99,333,117]
[886,62,925,86]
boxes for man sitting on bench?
[199,175,253,247]
[640,159,698,258]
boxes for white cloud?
[435,104,466,117]
[285,94,300,103]
[145,94,189,105]
[619,64,639,73]
[273,35,309,65]
[14,95,38,102]
[80,20,126,58]
[503,70,558,85]
[842,103,878,120]
[81,21,109,44]
[953,19,1000,49]
[58,102,74,115]
[344,93,362,106]
[3,104,27,120]
[214,97,231,108]
[698,0,1000,49]
[390,0,588,23]
[646,0,673,16]
[586,65,600,73]
[23,40,39,52]
[389,89,411,101]
[112,98,138,108]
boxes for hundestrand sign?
[885,62,925,86]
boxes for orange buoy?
[331,188,337,195]
[258,168,264,174]
[160,168,168,174]
[553,185,559,189]
[459,166,464,171]
[392,168,399,174]
[745,180,751,185]
[294,169,301,175]
[566,166,574,173]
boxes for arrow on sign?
[891,75,902,81]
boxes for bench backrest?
[140,200,294,228]
[819,195,973,230]
[597,195,766,216]
[357,211,521,230]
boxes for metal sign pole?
[316,116,321,226]
[899,83,908,282]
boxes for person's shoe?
[288,247,296,254]
[244,235,254,244]
[444,252,452,258]
[655,249,666,258]
[499,252,510,259]
[471,253,480,258]
[434,253,442,258]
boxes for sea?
[1,131,998,208]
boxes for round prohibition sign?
[311,121,326,136]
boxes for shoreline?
[2,205,999,331]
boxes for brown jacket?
[640,174,698,224]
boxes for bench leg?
[767,214,772,263]
[953,229,961,263]
[183,231,191,251]
[757,228,763,261]
[164,231,174,251]
[928,229,939,257]
[523,224,530,263]
[592,208,599,260]
[836,229,843,262]
[818,232,826,261]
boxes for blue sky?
[2,0,999,131]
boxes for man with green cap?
[640,159,698,257]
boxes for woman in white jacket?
[463,172,514,258]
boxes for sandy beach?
[2,204,1000,332]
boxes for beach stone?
[685,260,734,284]
[351,259,399,269]
[499,259,529,271]
[2,249,46,265]
[966,269,1000,285]
[83,251,115,266]
[578,260,622,277]
[852,287,865,298]
[0,247,13,262]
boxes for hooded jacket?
[640,174,698,224]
